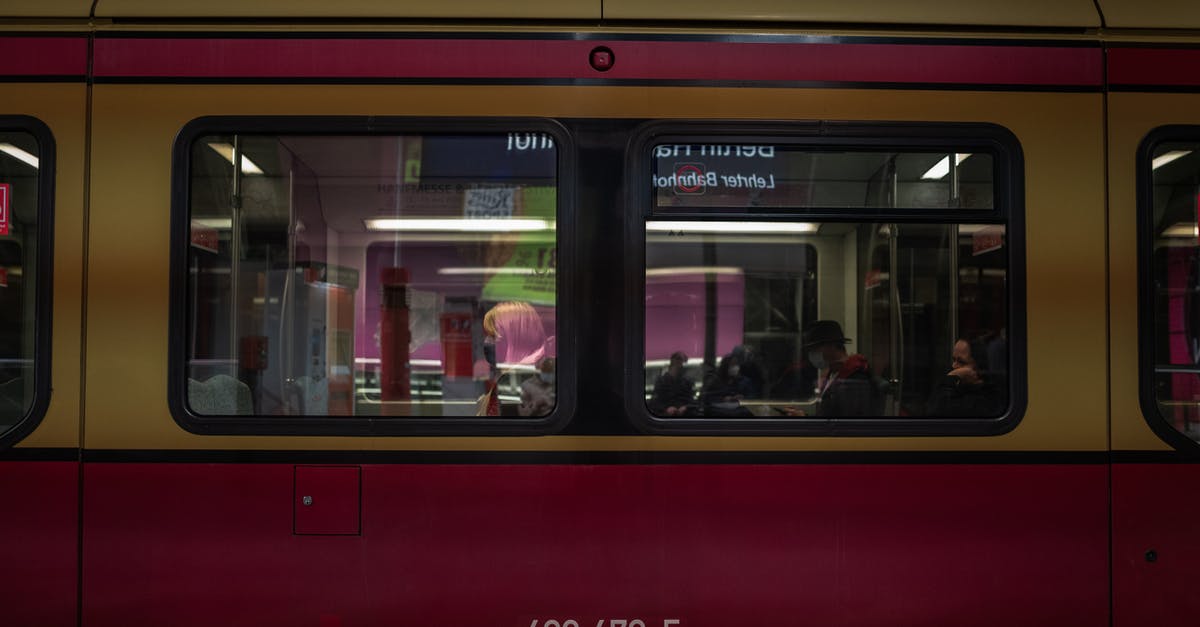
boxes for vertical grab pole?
[229,136,243,375]
[949,153,961,347]
[380,267,412,416]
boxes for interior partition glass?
[186,132,557,418]
[1148,141,1200,442]
[645,143,1009,420]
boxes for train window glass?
[0,127,48,444]
[638,135,1020,432]
[1146,139,1200,444]
[182,130,560,423]
[652,146,994,212]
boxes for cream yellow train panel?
[1108,93,1200,452]
[0,1,93,18]
[1098,0,1200,29]
[95,0,599,19]
[603,0,1099,27]
[0,84,87,449]
[86,85,1105,452]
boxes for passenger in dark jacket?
[802,320,884,417]
[650,351,697,416]
[928,338,1003,417]
[701,352,754,417]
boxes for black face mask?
[483,343,497,367]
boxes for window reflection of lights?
[1153,150,1192,170]
[921,153,972,180]
[646,221,817,234]
[364,218,552,232]
[0,143,38,169]
[206,142,264,175]
[1162,222,1199,238]
[354,358,452,369]
[646,266,744,277]
[645,357,706,368]
[437,267,552,275]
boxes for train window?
[171,119,573,435]
[1143,131,1200,447]
[0,119,53,447]
[629,124,1025,435]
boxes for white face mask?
[539,373,555,385]
[729,365,740,377]
[808,351,827,371]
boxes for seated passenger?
[650,351,697,416]
[518,357,556,417]
[729,344,764,399]
[701,352,754,417]
[802,320,883,417]
[927,338,1003,417]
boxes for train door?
[0,17,89,627]
[1106,36,1200,626]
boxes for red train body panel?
[0,461,79,627]
[80,462,1107,627]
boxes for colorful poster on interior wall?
[0,183,10,236]
[480,186,557,306]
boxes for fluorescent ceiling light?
[921,153,972,180]
[365,218,552,232]
[1153,150,1192,170]
[207,142,264,175]
[437,267,552,275]
[1162,222,1198,238]
[0,143,38,169]
[646,266,744,277]
[956,224,1005,235]
[192,218,233,229]
[646,221,817,234]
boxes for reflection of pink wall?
[357,242,555,365]
[645,273,743,362]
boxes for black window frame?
[1137,125,1200,457]
[169,116,576,436]
[0,115,55,449]
[624,120,1027,436]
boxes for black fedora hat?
[802,320,852,347]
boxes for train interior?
[183,132,1011,420]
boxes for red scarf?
[838,354,871,378]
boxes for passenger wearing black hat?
[800,320,883,417]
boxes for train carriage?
[0,1,1198,625]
